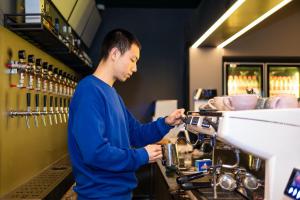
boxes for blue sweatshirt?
[68,75,172,200]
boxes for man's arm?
[127,109,185,147]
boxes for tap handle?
[28,54,35,63]
[35,94,39,107]
[67,99,70,107]
[43,95,47,107]
[27,93,31,107]
[55,97,58,107]
[50,96,53,107]
[18,50,26,60]
[59,97,62,107]
[63,98,66,107]
[36,58,42,67]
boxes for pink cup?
[265,94,298,109]
[224,94,258,110]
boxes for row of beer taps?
[9,93,70,128]
[6,50,78,96]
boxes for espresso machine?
[184,108,300,200]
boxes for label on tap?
[42,80,48,93]
[49,81,53,93]
[54,83,58,94]
[36,77,41,91]
[59,85,63,95]
[27,75,34,90]
[17,73,25,88]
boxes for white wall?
[189,1,300,110]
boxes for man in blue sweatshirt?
[68,29,185,199]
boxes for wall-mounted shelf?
[4,14,93,73]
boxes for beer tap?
[17,50,27,89]
[55,97,62,123]
[42,62,48,93]
[25,93,31,128]
[69,75,73,96]
[58,70,63,95]
[63,98,69,120]
[49,96,56,125]
[48,65,53,93]
[8,93,32,128]
[53,68,58,94]
[42,95,47,126]
[60,97,66,123]
[65,74,70,97]
[67,98,70,118]
[33,94,39,127]
[35,59,42,91]
[27,55,35,90]
[62,72,67,96]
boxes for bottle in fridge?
[267,63,300,98]
[224,62,263,96]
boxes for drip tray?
[191,187,246,200]
[1,156,73,200]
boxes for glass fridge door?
[224,62,264,96]
[267,63,300,98]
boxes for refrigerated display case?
[223,62,300,98]
[223,62,264,96]
[267,63,300,98]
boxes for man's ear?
[110,47,121,61]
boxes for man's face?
[113,43,140,82]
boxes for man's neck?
[93,60,115,87]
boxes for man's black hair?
[100,29,141,61]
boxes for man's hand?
[145,144,162,163]
[165,108,185,126]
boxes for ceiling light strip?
[191,0,245,48]
[217,0,293,48]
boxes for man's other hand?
[145,144,162,163]
[165,108,185,126]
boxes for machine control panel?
[284,168,300,199]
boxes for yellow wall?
[0,26,76,196]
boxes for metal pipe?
[221,149,240,169]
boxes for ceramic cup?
[265,94,298,109]
[224,94,258,110]
[207,96,232,111]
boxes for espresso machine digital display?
[284,168,300,199]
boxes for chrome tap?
[41,95,47,126]
[33,93,39,127]
[60,97,66,123]
[25,93,32,128]
[63,98,69,120]
[49,96,55,125]
[55,97,62,123]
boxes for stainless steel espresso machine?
[183,108,300,200]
